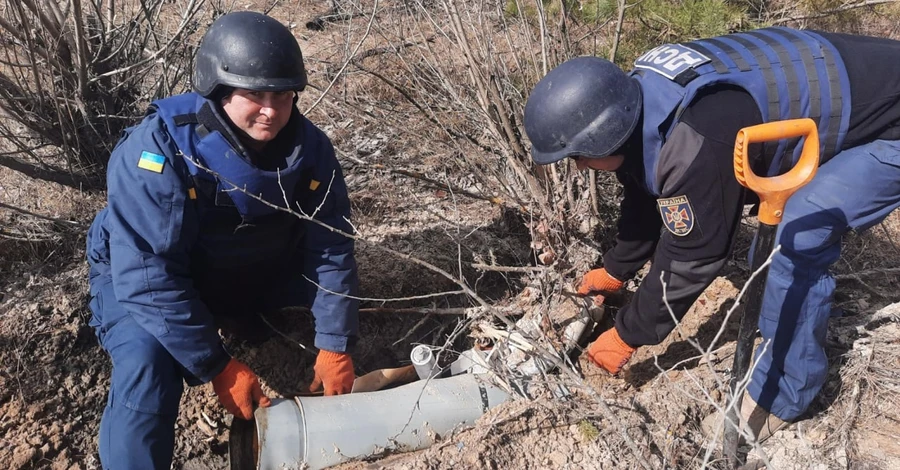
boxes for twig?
[0,228,57,242]
[772,0,899,24]
[302,275,466,302]
[184,155,517,328]
[353,37,435,62]
[362,306,525,316]
[0,201,86,230]
[257,311,314,353]
[834,267,900,280]
[343,155,512,208]
[305,0,379,115]
[471,263,547,273]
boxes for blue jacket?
[631,27,851,195]
[87,93,359,383]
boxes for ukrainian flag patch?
[137,151,165,173]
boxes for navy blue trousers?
[88,272,307,469]
[749,139,900,420]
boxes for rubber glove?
[576,268,624,296]
[587,327,636,374]
[212,358,271,420]
[309,350,355,396]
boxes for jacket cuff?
[191,344,231,385]
[314,332,356,353]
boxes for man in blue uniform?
[86,11,359,469]
[523,28,900,442]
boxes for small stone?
[549,451,568,466]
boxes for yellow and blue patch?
[657,195,694,236]
[137,151,165,173]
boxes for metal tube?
[231,374,509,470]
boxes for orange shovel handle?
[733,118,820,225]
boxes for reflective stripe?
[736,32,802,170]
[724,34,784,165]
[741,32,801,120]
[685,42,728,74]
[818,45,844,160]
[766,29,821,122]
[764,28,844,160]
[704,38,752,72]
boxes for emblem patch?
[634,44,710,80]
[658,195,695,236]
[137,151,165,173]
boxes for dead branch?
[353,37,435,62]
[442,0,552,219]
[0,228,58,242]
[834,267,900,280]
[471,263,547,273]
[772,0,899,24]
[257,311,314,352]
[184,155,518,328]
[343,152,515,209]
[306,12,354,31]
[304,0,379,115]
[361,306,525,316]
[302,275,467,302]
[0,201,87,230]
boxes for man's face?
[571,154,625,171]
[221,89,295,145]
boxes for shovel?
[724,118,820,465]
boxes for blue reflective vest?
[87,93,359,382]
[150,93,312,275]
[152,93,310,219]
[632,27,851,195]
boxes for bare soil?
[3,151,900,469]
[2,2,900,470]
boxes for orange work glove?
[212,358,271,420]
[309,350,355,396]
[587,327,636,374]
[577,268,624,297]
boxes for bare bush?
[0,0,206,187]
[303,0,636,268]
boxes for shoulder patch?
[137,151,166,173]
[634,44,710,80]
[658,195,694,236]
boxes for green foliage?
[612,0,748,66]
[504,0,618,23]
[575,0,620,23]
[503,0,749,68]
[577,419,601,440]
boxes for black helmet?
[193,11,308,98]
[524,56,642,165]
